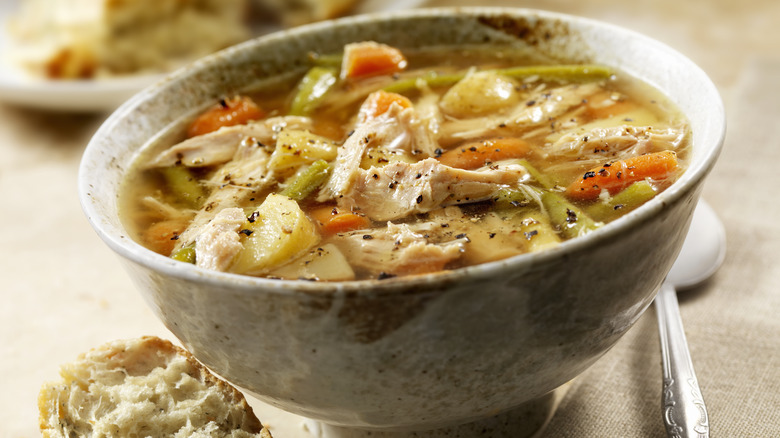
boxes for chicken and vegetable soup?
[121,41,690,281]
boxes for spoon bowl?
[656,200,726,438]
[667,201,727,289]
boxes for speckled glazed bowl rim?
[79,7,726,296]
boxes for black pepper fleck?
[582,171,597,180]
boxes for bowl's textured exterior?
[79,7,725,432]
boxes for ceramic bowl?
[78,7,725,434]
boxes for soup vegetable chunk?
[121,41,689,281]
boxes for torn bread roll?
[253,0,359,26]
[38,336,273,438]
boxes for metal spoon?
[655,200,725,438]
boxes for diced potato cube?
[268,243,356,281]
[268,130,338,174]
[461,212,526,264]
[439,71,521,117]
[230,194,320,275]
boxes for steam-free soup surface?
[121,41,689,281]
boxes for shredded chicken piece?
[318,97,525,220]
[192,207,246,272]
[174,138,274,249]
[408,89,443,157]
[547,125,687,158]
[139,196,195,222]
[318,102,438,202]
[343,158,529,221]
[149,116,313,168]
[438,83,600,142]
[332,222,466,277]
[543,125,687,172]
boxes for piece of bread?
[7,0,362,79]
[7,0,251,79]
[38,336,273,438]
[251,0,360,26]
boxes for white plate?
[0,0,425,113]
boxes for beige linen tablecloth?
[2,1,779,437]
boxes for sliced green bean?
[383,64,612,94]
[161,166,205,209]
[171,244,196,264]
[517,159,555,189]
[308,53,343,69]
[585,180,657,222]
[280,159,332,201]
[289,66,339,116]
[540,191,601,239]
[493,187,534,210]
[493,159,555,210]
[382,72,465,93]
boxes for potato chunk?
[439,71,521,117]
[268,243,356,281]
[268,130,338,174]
[231,194,320,275]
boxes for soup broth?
[120,42,690,281]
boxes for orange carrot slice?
[310,205,371,235]
[143,219,189,255]
[566,151,679,201]
[358,90,413,121]
[342,41,407,79]
[187,96,266,138]
[437,138,531,170]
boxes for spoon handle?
[655,283,710,438]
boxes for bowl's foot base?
[309,392,557,438]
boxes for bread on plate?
[6,0,251,79]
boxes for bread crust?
[38,336,272,438]
[8,0,250,79]
[253,0,360,26]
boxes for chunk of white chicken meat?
[438,82,601,143]
[148,116,314,168]
[173,137,274,249]
[191,207,246,272]
[332,222,467,277]
[139,195,195,222]
[318,102,439,201]
[409,90,443,156]
[344,158,531,221]
[543,125,688,172]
